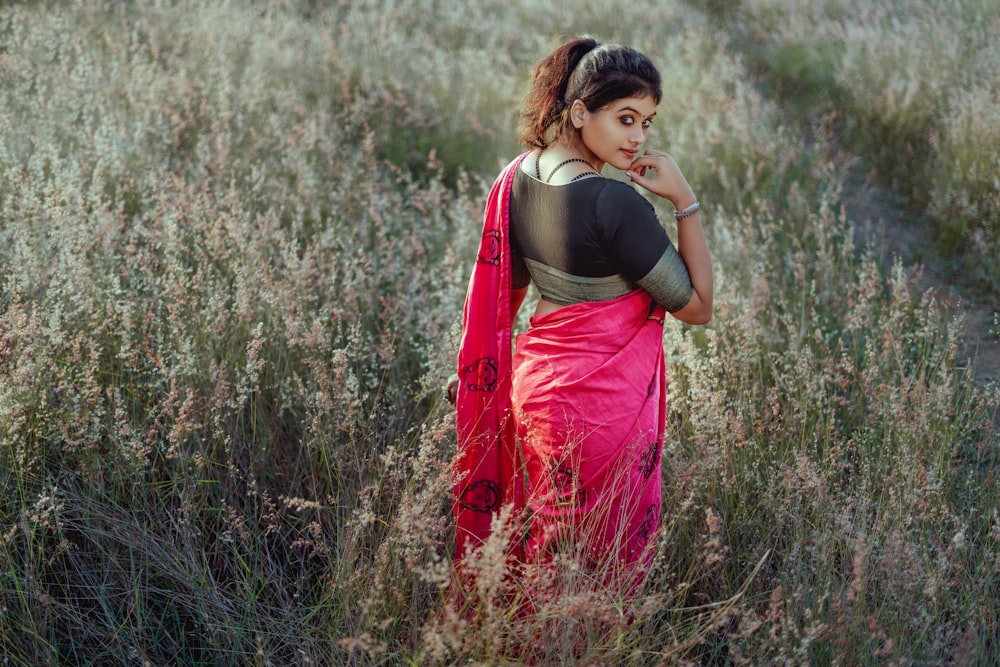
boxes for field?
[1,0,998,664]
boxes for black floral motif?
[477,230,501,265]
[549,462,587,507]
[459,479,500,513]
[639,437,660,479]
[638,505,659,542]
[462,357,498,392]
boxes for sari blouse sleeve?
[596,181,694,312]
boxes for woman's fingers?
[627,150,692,205]
[630,150,675,171]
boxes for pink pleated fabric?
[513,289,665,591]
[454,152,666,594]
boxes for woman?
[452,37,713,596]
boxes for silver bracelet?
[674,201,701,221]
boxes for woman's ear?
[570,99,588,128]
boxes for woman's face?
[573,95,657,172]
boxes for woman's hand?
[625,149,696,209]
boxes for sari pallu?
[453,152,530,569]
[513,289,666,592]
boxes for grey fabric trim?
[636,249,694,313]
[524,258,635,305]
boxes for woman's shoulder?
[594,178,657,219]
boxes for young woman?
[452,37,713,595]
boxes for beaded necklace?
[534,152,601,183]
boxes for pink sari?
[455,152,665,593]
[513,289,665,588]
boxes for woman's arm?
[626,151,713,324]
[666,208,712,324]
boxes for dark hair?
[517,37,663,149]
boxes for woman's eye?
[621,115,653,128]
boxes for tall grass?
[0,0,996,664]
[715,0,1000,292]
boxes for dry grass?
[723,0,1000,290]
[0,0,997,664]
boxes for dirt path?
[844,176,1000,395]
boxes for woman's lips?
[621,149,637,160]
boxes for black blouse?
[509,170,693,313]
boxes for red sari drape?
[453,152,530,564]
